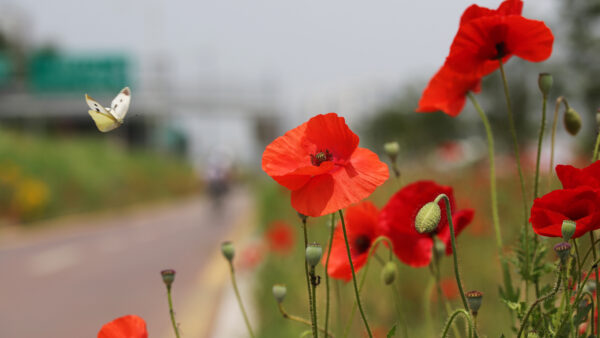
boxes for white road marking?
[28,244,81,277]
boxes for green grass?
[0,129,197,223]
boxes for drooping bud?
[415,202,441,234]
[305,243,323,267]
[554,242,572,263]
[561,220,576,242]
[221,241,235,262]
[465,290,483,315]
[538,73,553,96]
[384,142,400,161]
[161,269,176,288]
[564,107,582,136]
[381,261,398,285]
[272,284,287,303]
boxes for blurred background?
[0,0,598,337]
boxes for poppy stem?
[590,232,600,338]
[434,194,468,312]
[338,209,373,338]
[310,265,319,338]
[277,303,334,337]
[324,213,335,338]
[431,252,461,338]
[391,283,409,338]
[534,91,548,200]
[593,129,600,162]
[165,285,181,338]
[441,309,474,338]
[549,97,568,183]
[301,217,316,338]
[498,59,532,296]
[227,261,255,338]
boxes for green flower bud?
[381,261,398,285]
[272,284,287,303]
[554,242,571,263]
[538,73,553,96]
[221,241,235,262]
[415,202,441,234]
[161,269,176,288]
[564,107,582,136]
[465,290,483,315]
[561,220,576,242]
[305,243,322,267]
[384,142,400,160]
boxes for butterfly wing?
[85,94,111,116]
[88,109,121,132]
[109,87,131,122]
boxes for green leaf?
[387,324,397,338]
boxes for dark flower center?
[353,235,371,255]
[310,149,333,166]
[494,42,507,59]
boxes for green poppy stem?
[324,213,335,338]
[593,130,600,162]
[590,232,600,338]
[301,217,316,337]
[534,91,548,199]
[166,285,181,338]
[549,96,568,181]
[310,265,319,338]
[441,309,474,338]
[277,303,334,337]
[338,209,373,338]
[227,261,255,338]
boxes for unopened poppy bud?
[561,220,576,242]
[161,269,176,288]
[538,73,553,96]
[465,290,483,315]
[305,243,322,267]
[564,107,582,136]
[554,242,571,263]
[433,236,446,257]
[381,261,398,285]
[384,142,400,161]
[272,284,287,303]
[415,202,441,234]
[221,241,235,262]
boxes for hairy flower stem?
[324,214,335,337]
[591,232,600,338]
[339,209,373,338]
[441,309,475,338]
[431,251,461,338]
[435,194,469,311]
[277,303,334,337]
[310,266,319,338]
[165,285,181,338]
[342,236,393,338]
[549,97,567,180]
[498,60,532,297]
[517,263,563,338]
[534,93,548,199]
[227,261,255,338]
[594,131,600,162]
[301,217,316,337]
[392,284,409,338]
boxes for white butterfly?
[85,87,131,132]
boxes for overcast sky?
[0,0,557,120]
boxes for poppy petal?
[98,315,148,338]
[504,16,554,63]
[556,161,600,190]
[302,113,359,161]
[417,66,481,117]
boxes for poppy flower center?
[353,235,371,255]
[494,42,507,59]
[310,149,333,166]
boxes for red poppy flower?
[98,315,148,338]
[262,113,389,217]
[265,220,295,255]
[379,181,474,267]
[459,0,522,25]
[325,201,382,281]
[556,161,600,190]
[416,66,481,116]
[530,186,600,238]
[446,15,554,77]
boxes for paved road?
[0,190,249,338]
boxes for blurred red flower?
[262,113,388,217]
[379,181,474,267]
[325,201,382,281]
[431,278,460,302]
[237,242,264,270]
[416,66,481,116]
[98,315,147,338]
[530,186,600,238]
[446,5,553,77]
[556,161,600,190]
[266,220,295,254]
